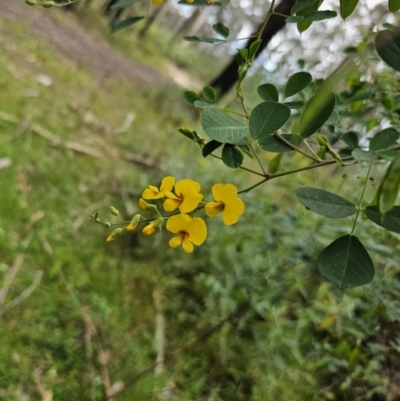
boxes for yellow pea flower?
[106,228,123,242]
[205,183,244,225]
[152,0,164,5]
[166,214,207,253]
[126,214,141,231]
[142,217,163,236]
[163,179,203,214]
[142,176,175,200]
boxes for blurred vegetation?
[1,2,400,401]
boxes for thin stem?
[214,107,248,119]
[248,134,266,175]
[272,12,290,18]
[303,139,322,161]
[238,178,269,194]
[273,133,320,162]
[254,0,276,44]
[350,162,373,235]
[238,94,249,119]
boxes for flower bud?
[43,1,55,7]
[104,222,111,228]
[25,0,38,5]
[106,228,122,242]
[109,206,120,217]
[142,217,163,236]
[126,214,141,231]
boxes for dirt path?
[0,0,165,85]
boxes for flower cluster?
[90,176,244,253]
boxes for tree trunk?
[209,0,296,96]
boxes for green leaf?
[212,22,229,38]
[248,40,262,59]
[291,0,319,14]
[286,16,304,23]
[389,0,400,12]
[317,235,374,289]
[237,48,248,62]
[259,134,303,153]
[339,0,359,19]
[364,205,400,233]
[284,101,305,109]
[378,153,400,214]
[202,86,216,104]
[296,0,321,32]
[111,17,145,34]
[296,187,357,218]
[194,101,213,109]
[202,140,222,157]
[111,0,144,9]
[369,128,399,151]
[222,144,243,168]
[297,92,336,138]
[342,131,359,150]
[303,10,337,21]
[249,102,291,140]
[201,108,248,144]
[377,150,400,160]
[268,153,281,173]
[284,72,312,98]
[375,29,400,72]
[257,84,279,102]
[325,109,339,125]
[184,36,224,44]
[183,91,201,106]
[351,148,376,162]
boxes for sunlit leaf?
[259,134,303,153]
[317,235,374,289]
[111,17,145,34]
[297,92,336,138]
[291,0,319,14]
[249,102,291,140]
[222,144,243,168]
[257,84,279,102]
[284,72,312,98]
[296,187,357,218]
[201,108,248,144]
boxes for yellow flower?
[163,179,203,214]
[166,214,207,253]
[138,198,147,210]
[126,214,140,231]
[142,217,163,236]
[205,183,244,225]
[152,0,164,4]
[106,227,122,242]
[142,176,175,200]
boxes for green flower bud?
[106,228,123,242]
[127,214,141,231]
[25,0,38,5]
[104,222,111,228]
[153,217,163,228]
[146,204,158,213]
[43,1,55,7]
[109,206,120,217]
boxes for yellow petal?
[142,187,158,199]
[182,236,194,253]
[160,176,175,192]
[106,236,115,242]
[126,223,136,231]
[164,191,180,200]
[166,214,191,233]
[152,0,164,5]
[222,198,244,225]
[138,198,147,210]
[163,198,182,212]
[169,234,183,248]
[212,183,238,203]
[187,217,207,245]
[175,179,201,197]
[142,224,157,235]
[205,201,224,217]
[179,193,203,214]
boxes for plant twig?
[0,254,24,306]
